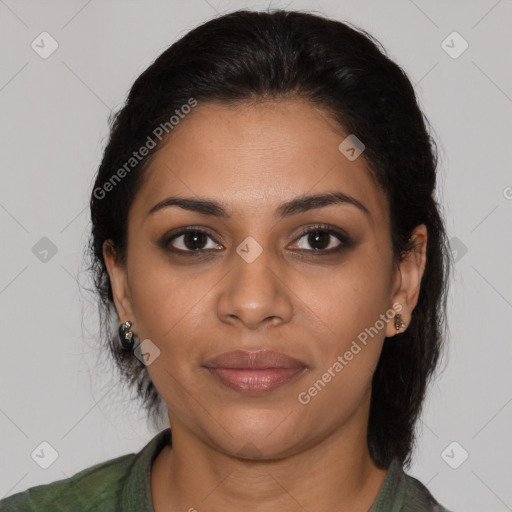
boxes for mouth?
[203,350,307,394]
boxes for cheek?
[126,255,212,414]
[125,247,219,378]
[298,249,392,395]
[296,285,388,420]
[126,246,201,331]
[306,252,392,343]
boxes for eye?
[163,228,223,254]
[160,224,351,257]
[290,224,350,253]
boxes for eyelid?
[294,223,349,241]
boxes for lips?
[203,350,307,394]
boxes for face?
[104,98,426,460]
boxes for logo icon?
[32,237,58,263]
[31,32,59,59]
[449,237,468,263]
[236,236,263,263]
[338,134,365,161]
[31,441,59,469]
[441,31,469,59]
[134,339,161,366]
[441,441,469,469]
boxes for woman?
[0,9,452,512]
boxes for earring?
[119,320,137,351]
[394,314,406,335]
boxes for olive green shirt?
[0,428,451,511]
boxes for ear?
[385,224,428,337]
[103,240,135,324]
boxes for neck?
[151,401,387,511]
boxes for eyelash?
[161,224,351,257]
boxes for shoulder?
[0,452,136,512]
[0,428,172,512]
[371,459,453,512]
[400,469,453,512]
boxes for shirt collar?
[119,429,405,512]
[120,428,172,512]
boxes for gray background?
[1,1,511,511]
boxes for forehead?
[130,99,388,223]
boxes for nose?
[216,246,294,330]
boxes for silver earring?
[394,314,406,335]
[119,320,137,351]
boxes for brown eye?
[181,232,208,250]
[303,230,334,250]
[291,224,352,254]
[164,228,223,254]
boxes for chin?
[201,409,305,460]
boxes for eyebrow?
[147,191,370,219]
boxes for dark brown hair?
[87,9,451,469]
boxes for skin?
[104,98,427,512]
